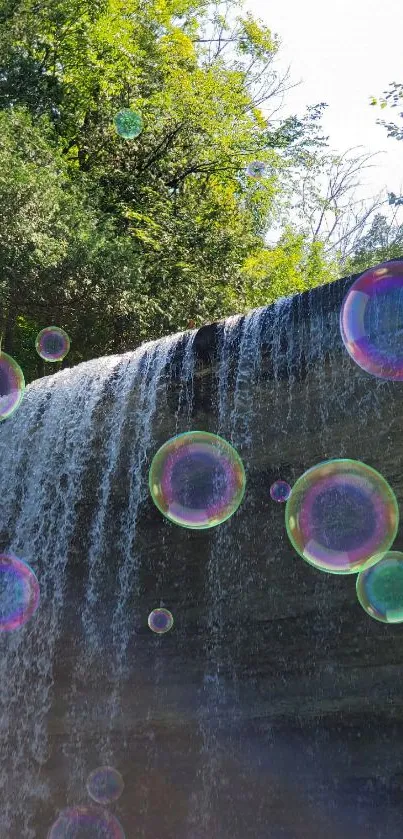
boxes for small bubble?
[246,161,266,178]
[114,109,143,140]
[35,327,70,362]
[87,767,124,805]
[270,480,291,503]
[148,608,174,634]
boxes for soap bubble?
[285,459,398,574]
[270,480,291,503]
[340,260,403,380]
[246,160,266,178]
[149,431,246,529]
[48,806,125,838]
[0,553,40,631]
[35,326,70,362]
[356,551,403,623]
[114,109,143,139]
[86,767,124,805]
[148,608,174,634]
[0,352,25,420]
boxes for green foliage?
[344,213,403,275]
[370,82,403,141]
[238,229,339,309]
[0,0,339,381]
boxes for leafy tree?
[344,212,403,275]
[0,106,151,374]
[0,0,342,380]
[237,228,339,310]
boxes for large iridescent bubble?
[48,806,125,838]
[0,351,25,420]
[340,260,403,380]
[285,459,399,574]
[148,608,174,634]
[87,767,124,805]
[356,551,403,623]
[149,431,246,529]
[35,326,70,362]
[0,553,40,631]
[114,108,143,140]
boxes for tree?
[343,212,403,275]
[370,82,403,206]
[270,145,388,268]
[237,228,339,310]
[0,0,341,380]
[0,106,151,378]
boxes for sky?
[246,0,403,218]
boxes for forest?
[0,0,402,382]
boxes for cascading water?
[1,278,403,837]
[0,332,193,836]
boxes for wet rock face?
[2,269,403,837]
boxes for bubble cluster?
[148,608,174,634]
[340,260,403,380]
[270,480,291,503]
[114,109,143,140]
[48,806,125,838]
[285,459,399,574]
[0,553,40,632]
[149,431,246,529]
[86,767,124,805]
[356,551,403,623]
[246,161,266,178]
[0,352,25,420]
[35,326,70,362]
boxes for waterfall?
[0,333,193,836]
[1,281,402,838]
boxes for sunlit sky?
[246,0,403,212]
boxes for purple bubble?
[285,459,399,574]
[87,766,124,805]
[35,326,70,362]
[0,553,40,632]
[270,480,291,503]
[340,260,403,380]
[148,608,174,634]
[246,160,266,178]
[48,805,125,838]
[149,431,246,529]
[0,352,25,420]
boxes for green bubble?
[356,551,403,623]
[114,109,143,140]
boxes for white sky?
[246,0,403,212]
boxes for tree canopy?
[0,0,395,381]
